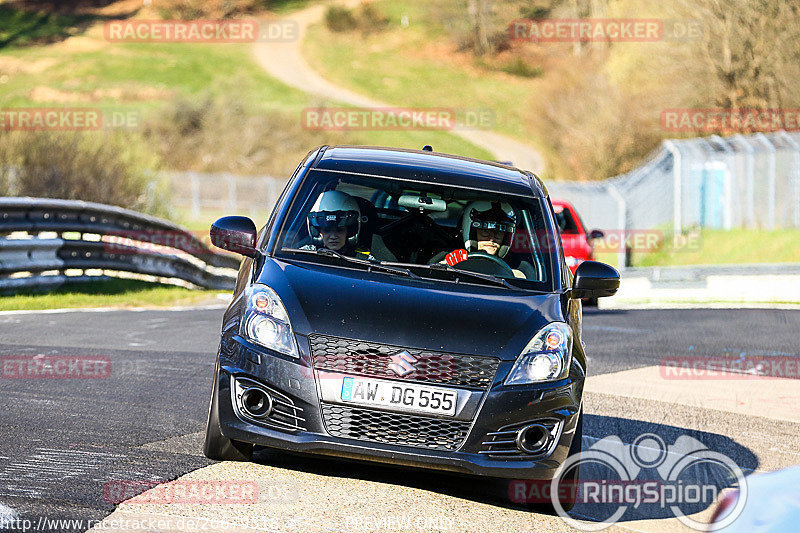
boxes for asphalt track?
[0,307,798,532]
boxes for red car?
[551,199,604,275]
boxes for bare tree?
[468,0,492,55]
[682,0,800,109]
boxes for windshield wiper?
[394,262,516,289]
[282,248,420,279]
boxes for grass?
[0,278,224,311]
[0,9,490,163]
[593,229,800,268]
[303,1,543,148]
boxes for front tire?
[518,409,583,513]
[553,408,583,513]
[203,368,253,462]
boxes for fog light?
[516,423,550,454]
[240,387,273,419]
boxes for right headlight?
[240,284,298,358]
[504,322,573,385]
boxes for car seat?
[353,197,397,261]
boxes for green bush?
[0,130,165,215]
[325,6,358,32]
[0,5,86,49]
[324,4,389,34]
[358,3,389,35]
[156,0,268,20]
[500,57,543,78]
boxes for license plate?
[340,377,457,417]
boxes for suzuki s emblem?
[388,350,417,377]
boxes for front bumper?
[215,336,583,479]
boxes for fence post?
[664,140,682,236]
[754,133,777,230]
[190,172,200,220]
[710,135,735,230]
[732,134,756,229]
[227,174,237,213]
[607,183,627,271]
[777,130,800,228]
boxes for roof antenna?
[422,145,433,151]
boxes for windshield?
[274,169,558,291]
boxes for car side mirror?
[210,216,258,257]
[588,229,604,240]
[571,260,619,299]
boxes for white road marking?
[0,502,18,523]
[583,325,651,333]
[584,365,800,423]
[0,303,229,316]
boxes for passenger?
[301,190,374,259]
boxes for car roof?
[311,146,547,198]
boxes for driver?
[301,190,373,259]
[444,201,524,278]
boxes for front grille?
[309,334,499,389]
[479,418,563,460]
[321,403,471,450]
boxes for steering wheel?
[455,251,515,278]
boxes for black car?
[203,145,619,510]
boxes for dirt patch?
[29,86,91,102]
[57,34,106,52]
[29,85,173,103]
[0,57,57,75]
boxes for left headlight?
[240,284,298,358]
[505,322,573,385]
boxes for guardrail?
[0,197,240,293]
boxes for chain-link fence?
[162,171,287,221]
[546,130,800,268]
